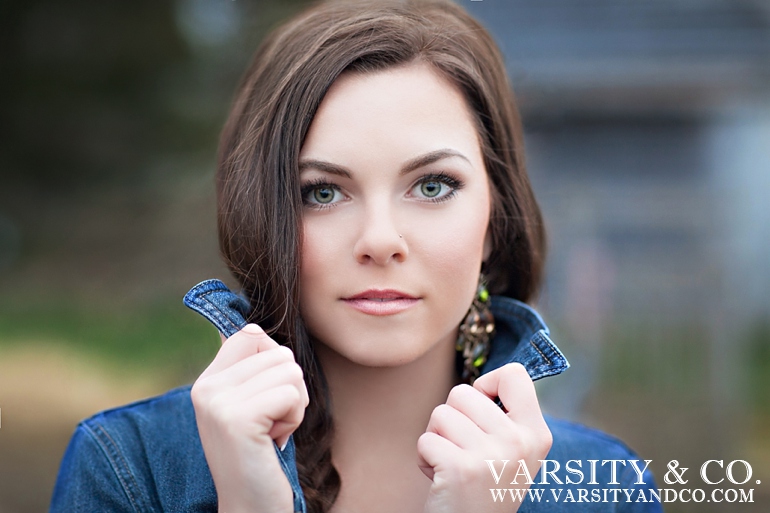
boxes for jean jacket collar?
[182,279,569,513]
[183,278,569,381]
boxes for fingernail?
[280,440,288,451]
[242,324,263,334]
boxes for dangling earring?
[456,273,495,384]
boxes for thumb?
[201,324,280,377]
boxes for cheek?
[298,226,338,348]
[412,199,491,299]
[299,217,338,299]
[417,195,491,270]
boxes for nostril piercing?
[399,234,403,238]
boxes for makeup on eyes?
[411,171,465,202]
[299,170,466,209]
[300,177,344,208]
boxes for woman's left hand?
[417,362,552,513]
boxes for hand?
[191,324,309,513]
[417,363,552,513]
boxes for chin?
[315,331,436,368]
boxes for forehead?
[300,61,482,164]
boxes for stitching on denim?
[88,424,144,513]
[273,441,304,511]
[97,426,147,512]
[529,333,553,365]
[197,289,243,332]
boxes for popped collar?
[51,279,661,513]
[182,278,570,513]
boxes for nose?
[352,203,408,265]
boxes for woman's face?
[298,62,491,368]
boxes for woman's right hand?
[191,324,309,513]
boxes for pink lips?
[342,289,420,316]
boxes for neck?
[315,331,458,512]
[319,333,458,439]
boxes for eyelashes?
[416,172,464,202]
[300,178,344,208]
[300,171,466,210]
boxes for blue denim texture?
[49,279,661,512]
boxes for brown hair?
[216,0,545,510]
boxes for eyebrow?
[298,148,471,178]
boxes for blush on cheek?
[421,227,486,296]
[299,221,332,323]
[424,208,489,266]
[301,218,341,274]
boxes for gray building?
[465,0,770,428]
[466,0,770,323]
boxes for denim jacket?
[50,279,662,512]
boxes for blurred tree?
[1,1,189,191]
[0,0,313,193]
[0,0,313,302]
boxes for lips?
[342,289,420,315]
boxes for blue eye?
[313,186,336,204]
[420,181,444,198]
[301,181,343,208]
[412,173,463,202]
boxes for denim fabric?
[182,279,251,339]
[181,279,571,380]
[50,279,661,512]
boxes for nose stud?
[399,234,403,238]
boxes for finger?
[475,363,543,427]
[265,360,309,409]
[425,403,483,450]
[416,431,462,481]
[201,324,280,377]
[205,345,296,388]
[444,384,508,435]
[243,384,304,445]
[270,413,304,450]
[228,361,308,408]
[268,395,306,448]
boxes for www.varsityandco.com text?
[485,459,759,505]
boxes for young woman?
[51,1,661,512]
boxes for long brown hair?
[216,0,545,510]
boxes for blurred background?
[1,0,768,511]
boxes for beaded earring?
[456,274,495,384]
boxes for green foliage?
[599,320,711,398]
[0,298,219,383]
[746,321,770,415]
